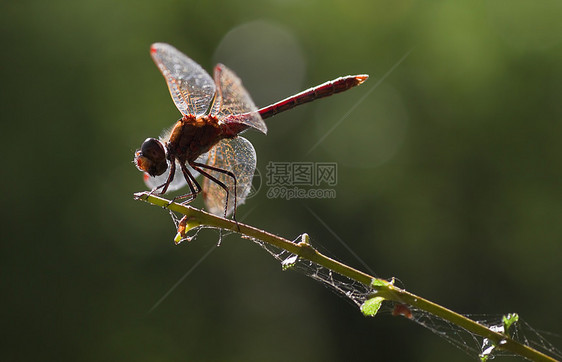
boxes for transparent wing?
[150,43,216,116]
[201,137,257,216]
[143,159,204,192]
[211,64,267,134]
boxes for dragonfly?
[135,42,368,219]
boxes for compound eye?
[140,138,166,163]
[134,138,168,176]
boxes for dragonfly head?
[134,138,168,176]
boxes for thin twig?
[134,192,559,362]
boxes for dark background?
[2,1,561,361]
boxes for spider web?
[411,311,562,361]
[245,234,373,308]
[245,233,562,361]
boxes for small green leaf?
[361,296,385,317]
[502,313,519,334]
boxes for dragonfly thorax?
[166,114,226,163]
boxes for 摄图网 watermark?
[265,161,337,200]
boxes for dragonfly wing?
[201,137,257,216]
[212,64,267,134]
[143,160,201,192]
[150,43,216,117]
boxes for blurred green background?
[2,0,561,361]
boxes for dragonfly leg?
[190,162,239,230]
[169,163,202,206]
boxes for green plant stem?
[135,192,559,362]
